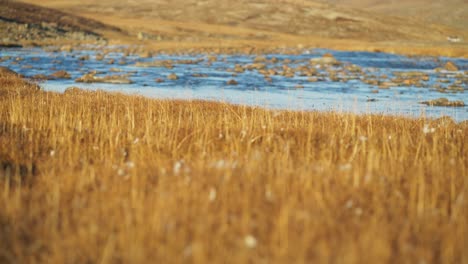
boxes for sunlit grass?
[0,71,467,263]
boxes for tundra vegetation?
[0,68,467,263]
[1,0,467,263]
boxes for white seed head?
[244,235,257,248]
[215,160,226,169]
[117,168,125,176]
[240,130,247,138]
[355,208,363,216]
[339,164,352,171]
[173,161,182,174]
[423,124,435,134]
[125,161,135,168]
[208,188,217,202]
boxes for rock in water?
[78,55,90,61]
[167,73,178,80]
[420,98,465,107]
[50,70,71,79]
[95,54,105,61]
[139,51,152,58]
[309,54,340,66]
[31,74,50,80]
[60,45,73,52]
[253,56,267,63]
[75,72,132,84]
[227,79,238,85]
[444,61,459,71]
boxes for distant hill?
[321,0,468,31]
[0,0,121,34]
[3,0,467,57]
[15,0,466,42]
[0,0,123,46]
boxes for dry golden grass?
[0,71,467,263]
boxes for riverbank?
[2,0,468,58]
[1,69,467,263]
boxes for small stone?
[95,54,105,61]
[192,73,208,78]
[310,53,340,65]
[50,70,71,79]
[444,61,459,71]
[75,72,132,84]
[227,79,238,85]
[78,55,90,61]
[135,60,174,69]
[31,74,50,80]
[420,98,465,107]
[60,45,73,52]
[253,56,267,63]
[139,51,152,58]
[207,56,217,62]
[246,63,266,70]
[234,65,245,73]
[167,73,178,80]
[378,82,397,89]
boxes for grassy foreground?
[0,70,467,263]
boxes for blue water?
[1,47,467,121]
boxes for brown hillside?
[0,0,121,35]
[16,0,466,42]
[0,0,466,56]
[322,0,468,31]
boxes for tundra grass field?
[0,69,467,263]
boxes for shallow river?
[1,47,467,121]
